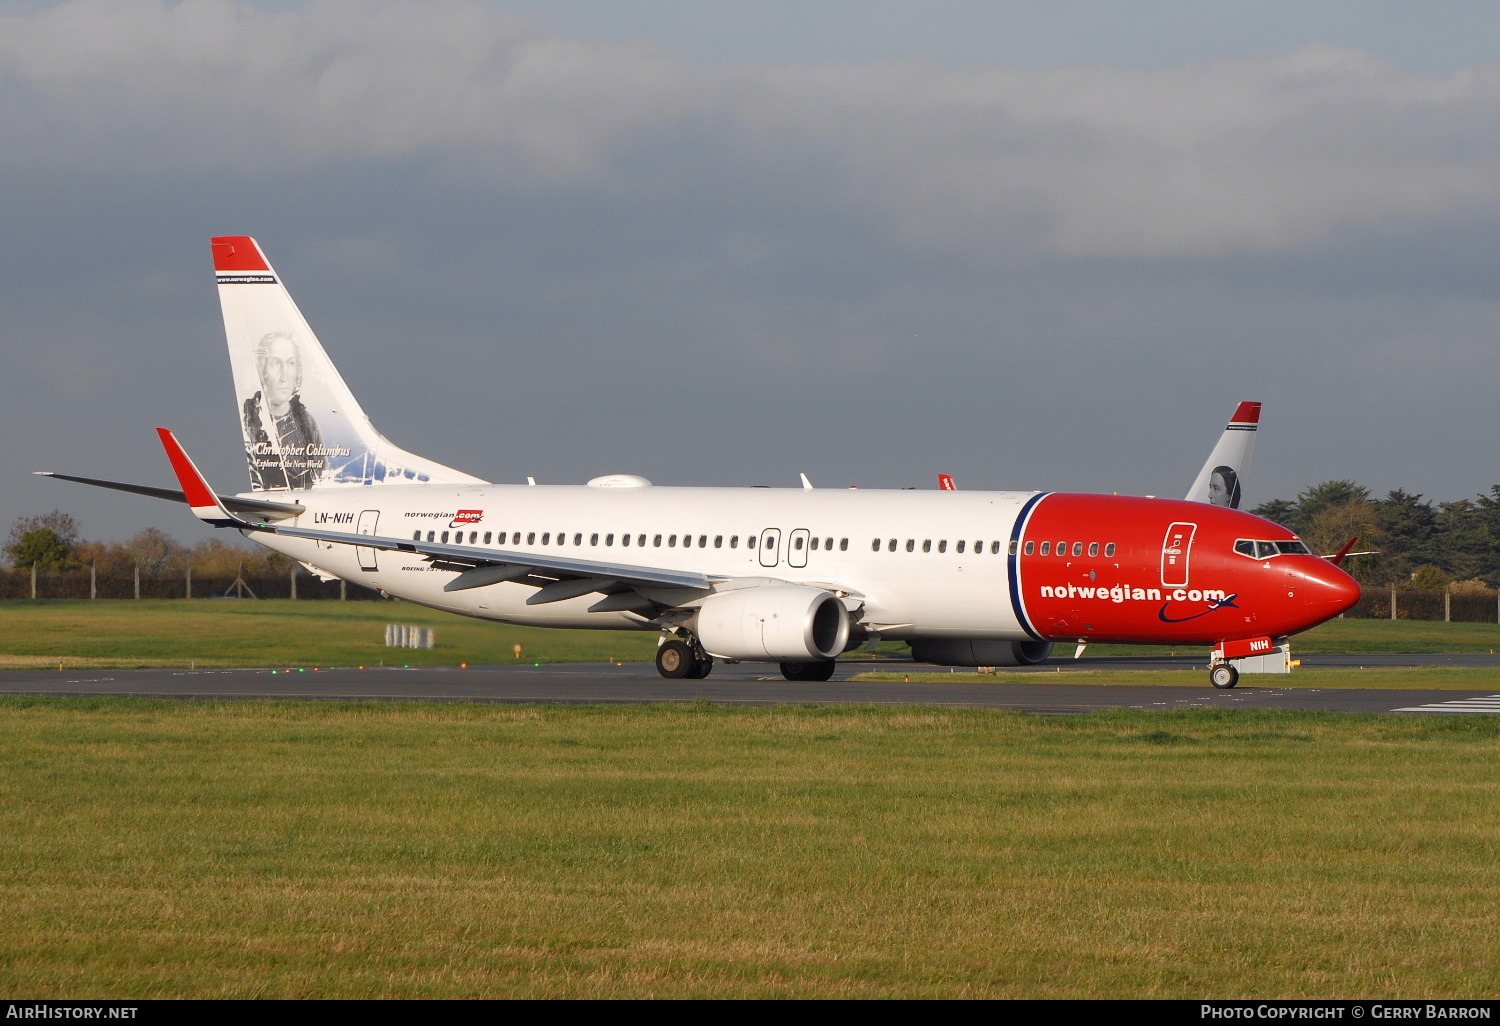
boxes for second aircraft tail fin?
[1184,401,1260,509]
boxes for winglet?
[156,428,245,527]
[938,474,956,491]
[1327,536,1358,567]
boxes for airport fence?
[1340,586,1500,623]
[0,566,384,601]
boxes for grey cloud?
[3,4,1499,259]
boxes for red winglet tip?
[1231,401,1262,424]
[156,428,219,510]
[211,236,270,273]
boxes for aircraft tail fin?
[1184,401,1260,509]
[211,236,486,492]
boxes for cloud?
[2,2,1499,259]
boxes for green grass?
[856,666,1500,689]
[1079,616,1500,656]
[0,599,660,668]
[4,600,1500,672]
[0,698,1494,998]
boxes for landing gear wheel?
[780,660,837,682]
[1210,663,1239,689]
[687,654,714,679]
[657,640,697,679]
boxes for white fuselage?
[247,482,1039,640]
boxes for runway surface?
[3,653,1498,714]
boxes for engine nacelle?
[695,586,851,662]
[908,638,1054,667]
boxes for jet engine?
[695,586,851,662]
[908,638,1054,667]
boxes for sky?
[3,0,1499,546]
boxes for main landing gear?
[656,637,713,679]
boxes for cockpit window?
[1238,538,1313,559]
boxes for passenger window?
[700,535,708,548]
[484,532,492,544]
[974,540,983,553]
[655,535,664,547]
[541,532,550,545]
[638,534,646,547]
[622,534,630,547]
[1008,540,1017,555]
[872,539,881,552]
[992,541,1002,555]
[938,540,947,553]
[811,537,820,550]
[922,540,931,553]
[958,540,967,554]
[467,531,475,543]
[889,539,898,552]
[527,532,536,545]
[590,533,599,546]
[573,533,582,545]
[441,531,450,543]
[839,539,848,551]
[715,536,723,548]
[795,537,805,550]
[1041,542,1049,555]
[682,535,690,548]
[748,536,757,549]
[1105,543,1116,557]
[606,533,614,546]
[1088,542,1099,557]
[1023,541,1033,555]
[906,539,915,552]
[1235,539,1255,557]
[1071,542,1082,557]
[413,531,421,541]
[730,536,738,548]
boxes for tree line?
[5,510,291,577]
[1250,480,1500,590]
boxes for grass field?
[0,698,1494,998]
[5,599,1500,671]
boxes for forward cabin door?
[356,510,379,572]
[1161,522,1197,589]
[759,528,782,568]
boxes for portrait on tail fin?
[240,330,327,490]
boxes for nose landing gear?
[1209,663,1239,689]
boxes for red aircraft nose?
[1301,559,1363,623]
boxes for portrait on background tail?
[1208,465,1241,509]
[241,331,327,490]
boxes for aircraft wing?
[268,522,720,594]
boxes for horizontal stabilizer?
[34,471,303,519]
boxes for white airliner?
[41,237,1358,688]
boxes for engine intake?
[909,638,1054,667]
[695,586,851,662]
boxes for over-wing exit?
[41,237,1360,688]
